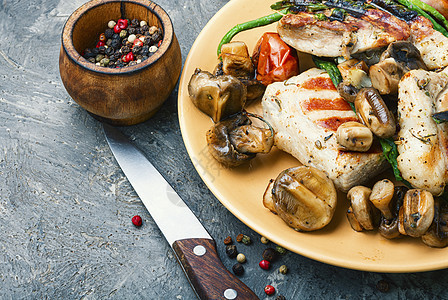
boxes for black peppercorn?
[132,45,142,55]
[128,27,136,35]
[131,18,139,27]
[105,47,115,56]
[141,45,149,56]
[110,39,121,49]
[91,48,99,56]
[232,263,244,276]
[83,48,95,59]
[225,245,238,258]
[376,280,390,293]
[262,248,277,262]
[275,295,286,300]
[112,33,120,40]
[141,24,149,32]
[121,46,131,55]
[104,28,114,39]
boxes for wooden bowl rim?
[61,0,174,75]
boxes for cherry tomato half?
[252,32,299,86]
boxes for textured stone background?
[1,0,448,299]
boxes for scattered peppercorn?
[264,285,275,296]
[232,263,244,275]
[241,235,251,245]
[376,279,390,293]
[236,253,246,263]
[275,295,286,300]
[259,259,270,270]
[223,236,233,245]
[236,234,244,243]
[132,215,142,227]
[261,236,269,244]
[225,245,238,258]
[279,265,288,274]
[275,245,287,255]
[262,248,277,262]
[82,18,162,68]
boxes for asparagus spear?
[217,8,289,56]
[396,0,448,36]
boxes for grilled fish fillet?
[278,11,448,70]
[409,16,448,70]
[397,69,448,195]
[277,9,410,59]
[262,68,388,192]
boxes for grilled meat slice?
[262,68,388,192]
[277,9,410,59]
[409,16,448,70]
[397,69,448,195]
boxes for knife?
[102,123,259,300]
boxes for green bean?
[396,0,448,37]
[407,0,448,29]
[311,56,342,87]
[217,8,289,56]
[379,138,403,182]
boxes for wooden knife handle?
[172,238,259,299]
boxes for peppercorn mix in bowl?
[59,0,181,125]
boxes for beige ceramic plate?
[178,0,448,272]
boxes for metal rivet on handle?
[224,288,237,299]
[193,245,206,256]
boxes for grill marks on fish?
[278,9,410,58]
[300,77,336,91]
[316,116,359,131]
[301,97,353,112]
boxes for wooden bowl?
[59,0,182,125]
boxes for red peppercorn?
[259,259,270,270]
[157,40,162,47]
[132,215,142,227]
[96,41,105,48]
[99,33,106,42]
[117,18,128,29]
[122,52,134,63]
[133,38,143,47]
[113,24,121,34]
[264,285,275,296]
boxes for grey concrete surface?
[1,0,448,299]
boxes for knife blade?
[102,123,258,300]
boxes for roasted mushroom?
[188,68,247,122]
[398,189,434,238]
[370,41,427,94]
[337,58,371,89]
[378,186,407,239]
[422,199,448,248]
[239,78,266,104]
[346,206,364,232]
[263,179,276,213]
[355,88,396,139]
[346,186,377,231]
[270,166,337,231]
[337,82,359,103]
[220,41,255,79]
[206,112,274,167]
[336,121,373,152]
[370,179,395,220]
